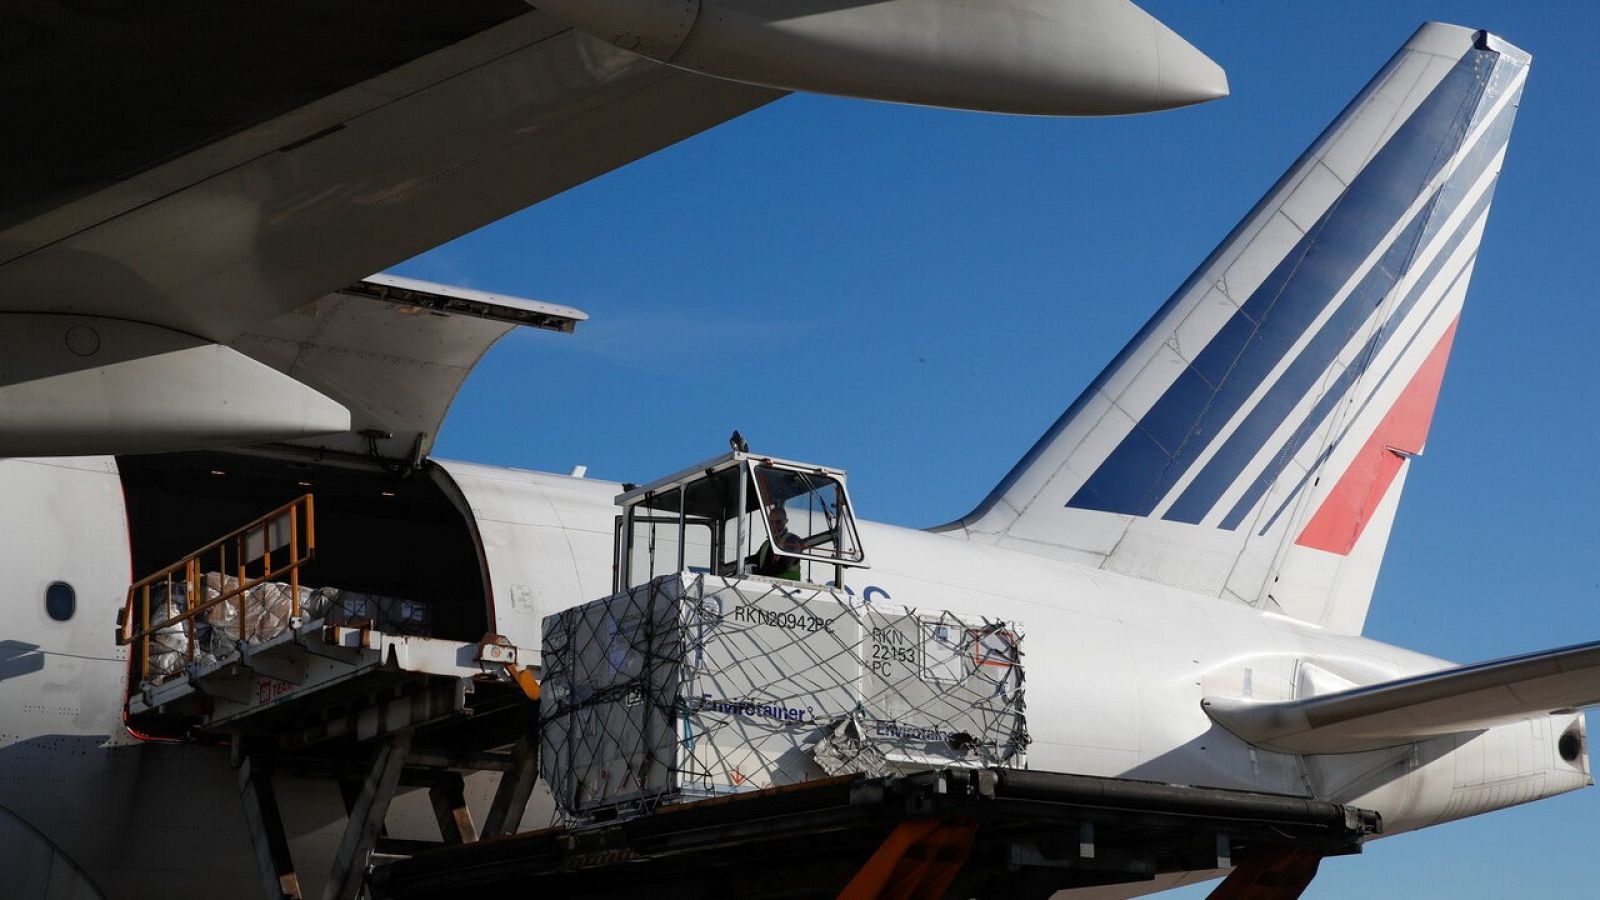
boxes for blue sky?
[394,2,1599,894]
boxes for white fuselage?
[0,456,1587,898]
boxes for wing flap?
[230,275,586,460]
[1203,639,1600,754]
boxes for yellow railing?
[119,494,316,683]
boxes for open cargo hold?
[118,450,492,689]
[116,456,526,765]
[541,573,1028,818]
[118,451,489,645]
[116,475,545,897]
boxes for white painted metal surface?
[0,315,350,456]
[0,458,276,897]
[0,13,778,460]
[1203,640,1600,754]
[537,0,1229,115]
[0,15,778,344]
[435,460,620,653]
[0,805,107,900]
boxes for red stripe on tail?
[1295,318,1460,555]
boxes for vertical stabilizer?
[946,24,1529,634]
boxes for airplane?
[1,6,1594,900]
[3,2,1231,896]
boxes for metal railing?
[119,494,316,683]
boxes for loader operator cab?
[614,450,867,591]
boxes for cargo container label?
[867,625,920,679]
[730,603,837,634]
[872,721,951,742]
[697,694,813,723]
[256,677,294,706]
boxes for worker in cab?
[754,505,804,580]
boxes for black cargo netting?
[540,574,1028,821]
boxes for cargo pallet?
[368,766,1381,900]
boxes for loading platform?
[367,767,1381,900]
[116,493,543,900]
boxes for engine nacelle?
[534,0,1228,116]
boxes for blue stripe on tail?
[1065,44,1495,524]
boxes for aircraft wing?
[1203,639,1600,754]
[0,6,780,456]
[1,6,781,344]
[0,2,1224,458]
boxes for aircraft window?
[614,452,869,592]
[45,581,75,621]
[751,464,864,570]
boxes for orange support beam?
[837,816,978,900]
[1206,848,1324,900]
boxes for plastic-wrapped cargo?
[145,580,193,681]
[306,587,433,636]
[138,574,436,683]
[200,576,434,644]
[199,572,310,652]
[540,573,1027,818]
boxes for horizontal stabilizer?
[1203,640,1600,754]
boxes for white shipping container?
[540,573,1026,818]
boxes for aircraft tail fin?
[946,24,1530,634]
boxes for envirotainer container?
[540,572,1026,818]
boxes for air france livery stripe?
[1064,42,1508,546]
